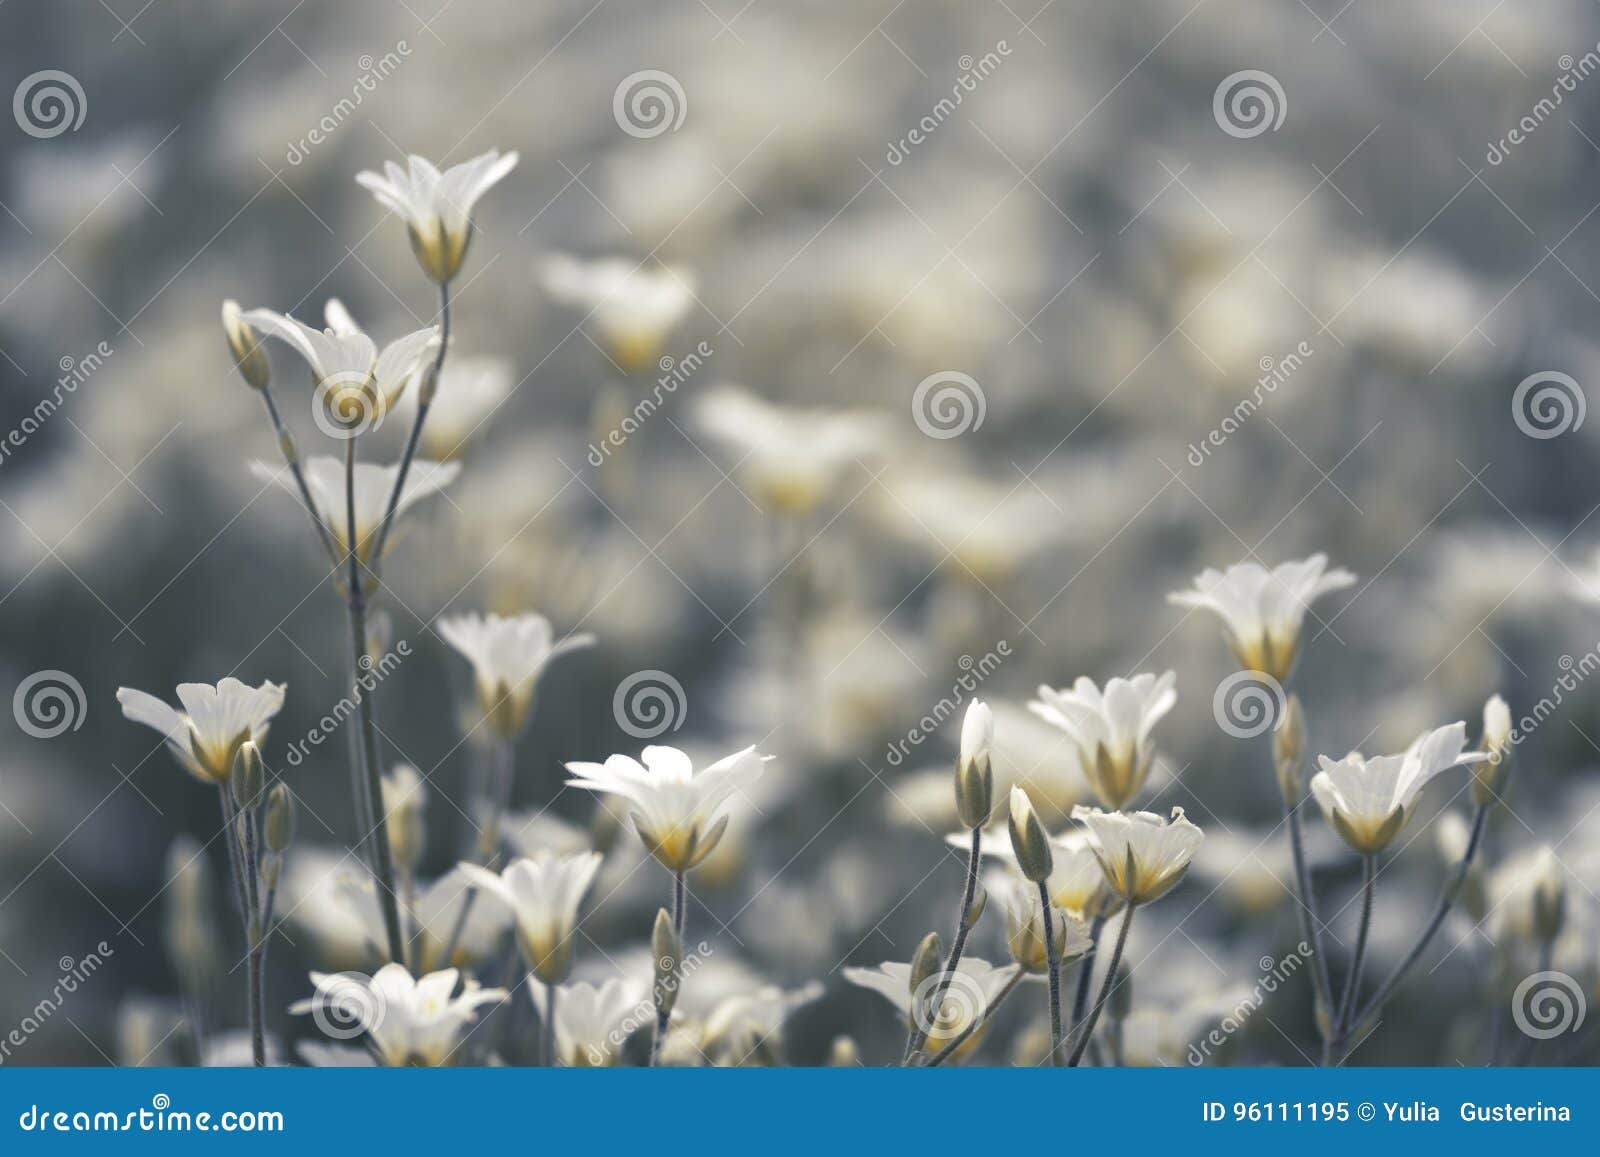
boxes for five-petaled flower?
[459,851,603,984]
[116,678,286,783]
[1309,722,1484,855]
[842,957,1030,1063]
[436,611,595,740]
[1072,805,1205,904]
[1029,673,1177,809]
[291,964,505,1067]
[357,150,519,283]
[541,254,695,371]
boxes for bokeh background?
[2,0,1599,1066]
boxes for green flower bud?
[652,907,681,1017]
[1008,786,1053,883]
[222,300,270,391]
[909,931,943,996]
[265,783,294,853]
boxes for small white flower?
[565,745,767,872]
[1029,673,1177,809]
[1308,722,1484,855]
[695,386,887,514]
[116,678,285,783]
[842,957,1026,1062]
[392,356,513,459]
[435,611,595,739]
[1072,805,1205,904]
[541,254,695,370]
[960,699,993,767]
[410,866,514,971]
[528,976,645,1067]
[356,150,518,283]
[292,963,505,1066]
[1168,554,1356,681]
[240,307,438,424]
[994,871,1094,974]
[958,827,1112,917]
[249,456,460,563]
[689,982,824,1066]
[459,852,602,984]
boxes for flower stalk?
[1067,903,1135,1066]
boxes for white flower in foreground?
[356,150,518,283]
[116,678,285,783]
[436,611,595,739]
[1072,805,1205,904]
[842,957,1026,1063]
[565,745,768,872]
[529,977,644,1067]
[392,356,513,459]
[291,964,505,1066]
[541,254,695,370]
[249,456,460,563]
[695,385,888,514]
[1029,673,1177,809]
[459,852,602,984]
[1308,722,1484,855]
[1168,554,1356,681]
[995,872,1093,974]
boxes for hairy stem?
[903,826,981,1063]
[1328,855,1377,1062]
[369,281,450,569]
[1068,904,1135,1067]
[924,966,1026,1067]
[1040,882,1064,1066]
[259,388,339,568]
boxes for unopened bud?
[955,700,995,828]
[231,741,262,807]
[265,783,294,852]
[418,363,440,406]
[278,427,298,465]
[1273,695,1305,803]
[1008,786,1053,883]
[1473,694,1513,806]
[652,907,681,1016]
[1533,849,1566,945]
[965,883,988,929]
[828,1035,859,1066]
[909,931,943,995]
[222,300,271,391]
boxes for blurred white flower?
[1309,722,1483,855]
[1072,805,1205,904]
[1167,554,1355,681]
[528,977,644,1067]
[959,826,1111,917]
[381,763,427,873]
[116,678,285,783]
[994,871,1093,973]
[240,307,438,422]
[392,356,514,459]
[842,957,1025,1062]
[541,254,695,371]
[503,810,593,859]
[410,866,513,972]
[1030,673,1177,809]
[248,456,460,563]
[459,851,602,983]
[676,981,824,1066]
[565,745,767,872]
[356,150,519,283]
[436,611,594,739]
[291,964,505,1066]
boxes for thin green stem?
[259,388,338,568]
[1285,794,1334,1020]
[651,869,687,1067]
[1068,904,1135,1067]
[369,281,450,569]
[924,966,1026,1067]
[1330,855,1377,1061]
[544,983,559,1067]
[1040,882,1063,1066]
[1070,910,1108,1031]
[903,826,981,1063]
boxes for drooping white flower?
[1308,722,1484,855]
[249,456,460,563]
[842,957,1027,1063]
[1029,673,1177,809]
[116,678,286,783]
[1168,554,1356,680]
[1072,805,1205,904]
[695,386,888,514]
[565,745,767,872]
[528,976,645,1067]
[436,611,594,739]
[356,150,519,282]
[459,852,602,984]
[540,254,695,370]
[292,964,505,1067]
[392,356,513,459]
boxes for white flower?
[392,356,513,459]
[961,700,994,768]
[1029,673,1177,809]
[695,386,887,514]
[541,254,695,370]
[292,964,505,1066]
[994,871,1094,974]
[528,977,644,1067]
[685,982,824,1066]
[1308,722,1484,855]
[381,764,427,872]
[221,300,269,390]
[116,678,286,783]
[409,866,513,971]
[356,150,518,282]
[249,456,460,563]
[565,745,767,872]
[959,827,1112,917]
[240,307,438,425]
[459,852,602,984]
[842,957,1025,1062]
[1168,554,1356,681]
[435,611,595,739]
[1072,805,1205,904]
